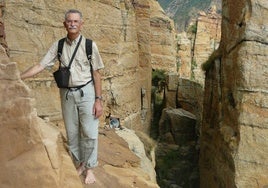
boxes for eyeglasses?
[65,19,82,25]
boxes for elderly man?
[21,9,104,184]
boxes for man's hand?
[93,99,103,118]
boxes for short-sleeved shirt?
[40,35,104,87]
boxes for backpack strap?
[85,38,92,60]
[57,38,65,63]
[85,39,94,84]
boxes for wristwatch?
[95,96,103,101]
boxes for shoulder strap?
[57,38,65,62]
[85,38,92,59]
[68,36,82,69]
[57,36,82,69]
[86,39,94,84]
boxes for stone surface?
[0,2,159,187]
[159,108,197,145]
[177,7,221,85]
[200,0,268,187]
[192,7,221,85]
[166,76,203,129]
[4,0,176,133]
[88,128,159,188]
[1,0,268,187]
[0,54,159,188]
[177,32,192,78]
[149,1,177,73]
[116,128,157,184]
[156,108,199,187]
[0,53,83,187]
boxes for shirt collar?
[66,34,81,45]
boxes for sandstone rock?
[4,0,177,133]
[0,55,83,188]
[177,32,192,79]
[149,0,177,73]
[159,108,197,145]
[166,76,204,126]
[193,9,221,85]
[156,107,200,187]
[200,0,268,187]
[0,2,160,187]
[86,128,159,188]
[116,127,157,183]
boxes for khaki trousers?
[60,82,98,168]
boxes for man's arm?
[92,69,103,118]
[20,64,45,80]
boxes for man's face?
[64,13,83,35]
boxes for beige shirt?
[40,35,104,87]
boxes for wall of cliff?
[0,0,176,187]
[200,0,268,187]
[0,10,84,186]
[177,6,221,85]
[5,0,176,133]
[158,0,222,32]
[161,1,268,186]
[2,0,268,187]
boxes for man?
[20,9,104,184]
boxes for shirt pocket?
[59,56,69,68]
[75,57,90,71]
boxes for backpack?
[57,38,94,84]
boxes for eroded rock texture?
[200,0,268,187]
[1,1,165,187]
[0,48,83,187]
[4,0,176,133]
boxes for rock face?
[0,1,161,187]
[177,7,221,85]
[177,32,192,78]
[0,52,159,188]
[158,0,222,32]
[94,128,159,188]
[159,108,197,145]
[200,0,268,187]
[2,0,268,187]
[4,0,176,133]
[0,50,83,187]
[149,1,177,73]
[192,7,221,85]
[0,31,159,188]
[156,108,199,187]
[115,128,157,184]
[166,75,203,128]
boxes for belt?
[65,80,93,100]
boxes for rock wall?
[192,7,221,85]
[177,32,192,79]
[200,0,268,187]
[166,75,203,124]
[4,0,176,133]
[161,8,220,187]
[0,1,168,187]
[149,1,177,73]
[156,108,199,187]
[177,7,221,85]
[0,14,83,188]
